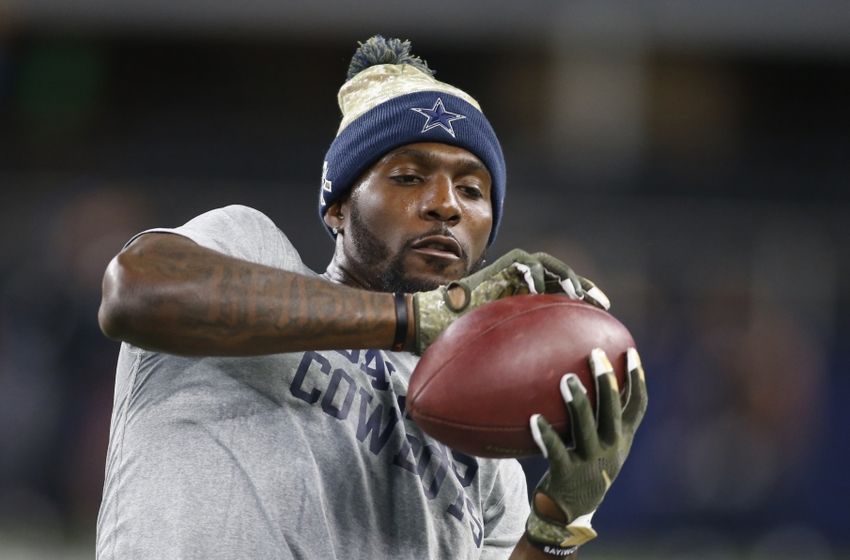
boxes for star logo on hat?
[411,98,467,138]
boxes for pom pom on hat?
[346,35,433,80]
[320,35,506,246]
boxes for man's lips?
[409,235,464,261]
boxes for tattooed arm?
[98,233,400,356]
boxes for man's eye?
[392,175,421,185]
[459,186,484,199]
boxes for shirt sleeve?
[125,204,312,275]
[479,459,531,560]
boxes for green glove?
[411,249,606,355]
[526,347,648,550]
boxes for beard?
[348,204,487,293]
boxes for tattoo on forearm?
[133,236,390,353]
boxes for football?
[407,294,634,458]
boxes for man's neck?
[322,260,370,290]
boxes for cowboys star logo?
[411,98,467,138]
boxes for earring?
[332,227,340,235]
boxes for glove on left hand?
[526,347,648,548]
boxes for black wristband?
[526,538,578,557]
[392,292,408,352]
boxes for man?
[96,36,647,559]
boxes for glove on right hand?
[411,249,606,354]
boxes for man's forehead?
[378,143,489,172]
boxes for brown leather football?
[408,294,634,458]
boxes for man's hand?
[411,249,608,354]
[525,347,648,551]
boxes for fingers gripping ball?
[407,295,634,458]
[526,348,649,549]
[412,249,607,355]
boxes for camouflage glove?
[411,249,608,355]
[526,348,648,551]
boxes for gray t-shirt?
[96,205,529,559]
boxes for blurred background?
[1,1,848,558]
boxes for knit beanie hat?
[319,35,506,246]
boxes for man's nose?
[420,176,461,225]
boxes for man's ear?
[323,201,346,230]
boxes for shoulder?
[185,204,278,235]
[158,205,312,274]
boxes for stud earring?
[332,227,340,235]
